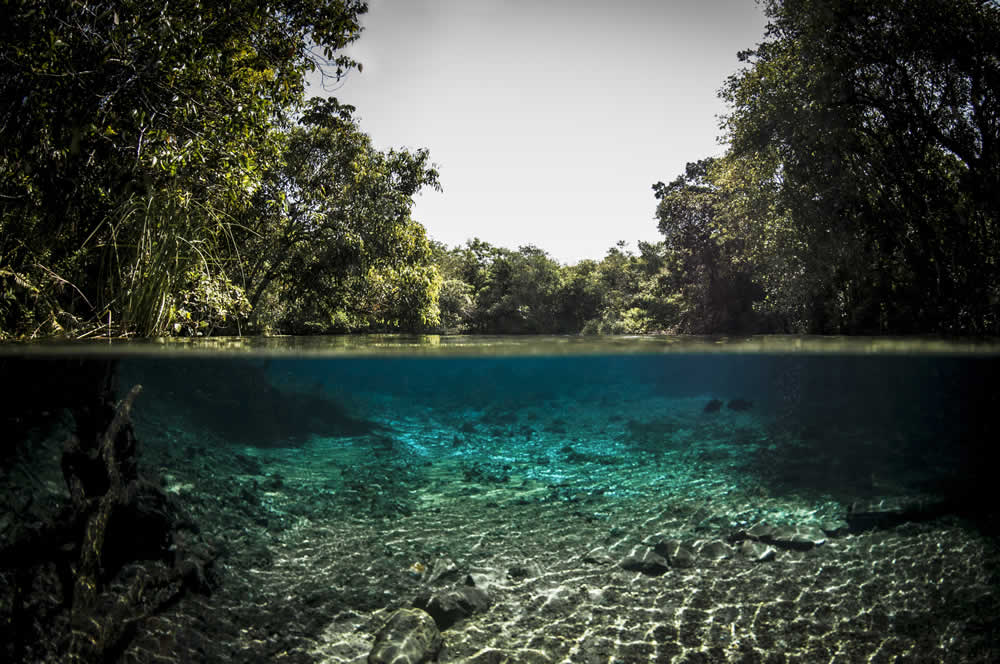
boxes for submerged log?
[69,384,142,610]
[2,359,217,663]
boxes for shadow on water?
[745,355,1000,531]
[122,358,383,448]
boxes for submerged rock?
[846,496,951,532]
[468,648,552,664]
[821,519,850,536]
[582,547,615,565]
[652,540,696,568]
[425,557,463,585]
[696,540,734,561]
[703,399,724,413]
[620,547,669,576]
[744,523,827,550]
[413,586,491,630]
[368,608,442,664]
[739,540,776,562]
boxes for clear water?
[2,336,999,663]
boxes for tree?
[239,98,442,333]
[470,245,564,333]
[555,259,604,333]
[720,0,1000,333]
[436,278,475,331]
[0,0,368,337]
[652,160,761,333]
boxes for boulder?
[652,540,696,568]
[696,540,733,561]
[738,540,776,562]
[368,608,442,664]
[620,547,669,576]
[745,523,826,550]
[414,587,491,630]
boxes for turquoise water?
[2,337,999,663]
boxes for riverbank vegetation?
[2,0,997,339]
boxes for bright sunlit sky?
[312,0,768,265]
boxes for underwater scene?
[1,338,999,663]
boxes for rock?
[507,565,532,581]
[620,547,669,576]
[653,540,695,568]
[468,649,504,664]
[696,540,733,561]
[821,519,850,536]
[745,523,772,540]
[368,608,442,664]
[466,569,506,591]
[413,586,491,630]
[744,523,826,550]
[582,547,615,565]
[784,525,827,549]
[846,496,950,532]
[703,399,723,413]
[739,540,776,562]
[468,649,552,664]
[425,557,462,585]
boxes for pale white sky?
[314,0,767,265]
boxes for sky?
[314,0,768,265]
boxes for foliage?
[0,0,384,337]
[437,278,475,332]
[652,160,762,333]
[468,245,564,333]
[718,0,1000,334]
[4,0,996,338]
[431,239,676,335]
[171,268,251,336]
[239,98,442,334]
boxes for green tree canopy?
[0,0,373,336]
[652,160,761,333]
[241,98,442,333]
[720,0,1000,333]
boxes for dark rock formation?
[125,358,381,448]
[846,496,952,532]
[695,540,734,561]
[739,523,827,550]
[414,586,491,630]
[368,608,443,664]
[652,540,696,568]
[738,540,776,562]
[703,399,723,413]
[620,547,669,576]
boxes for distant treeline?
[2,0,997,339]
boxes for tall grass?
[95,188,243,337]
